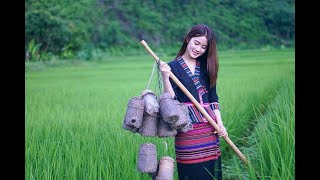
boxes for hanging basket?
[137,143,158,173]
[159,93,180,124]
[124,96,144,129]
[139,112,159,137]
[169,100,189,129]
[157,118,177,138]
[155,156,175,180]
[141,89,159,116]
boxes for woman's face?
[185,36,208,59]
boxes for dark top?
[168,56,219,104]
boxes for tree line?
[25,0,295,61]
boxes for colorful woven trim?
[184,102,220,123]
[177,57,207,100]
[175,122,221,164]
[210,102,220,110]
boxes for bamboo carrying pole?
[140,40,248,165]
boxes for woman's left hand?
[215,125,228,137]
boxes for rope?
[163,139,168,155]
[145,59,164,99]
[156,61,164,97]
[145,59,170,157]
[145,61,158,90]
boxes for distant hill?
[25,0,295,59]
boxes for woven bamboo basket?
[157,118,177,138]
[139,112,159,137]
[155,156,175,180]
[141,89,159,116]
[137,143,158,173]
[159,93,179,124]
[124,96,144,128]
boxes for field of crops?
[25,48,294,179]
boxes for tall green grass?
[25,48,294,179]
[223,75,295,179]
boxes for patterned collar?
[177,56,206,103]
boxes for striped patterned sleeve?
[209,102,220,110]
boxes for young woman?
[159,24,228,180]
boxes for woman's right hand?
[159,60,171,79]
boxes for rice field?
[25,48,294,179]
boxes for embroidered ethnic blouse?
[168,56,220,123]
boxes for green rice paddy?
[25,48,294,179]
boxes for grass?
[223,76,295,180]
[25,48,294,179]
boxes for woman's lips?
[193,51,199,56]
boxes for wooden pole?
[140,40,248,165]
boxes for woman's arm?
[209,85,228,137]
[213,109,228,137]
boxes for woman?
[159,24,228,180]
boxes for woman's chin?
[190,53,199,59]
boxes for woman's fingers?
[214,126,228,137]
[159,60,171,79]
[220,127,228,137]
[159,61,171,71]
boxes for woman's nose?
[195,45,200,52]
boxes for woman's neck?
[181,54,196,63]
[181,53,196,74]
